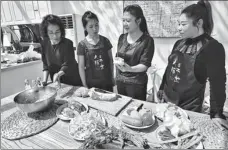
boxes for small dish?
[56,102,89,121]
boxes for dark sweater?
[160,33,226,119]
[41,37,78,75]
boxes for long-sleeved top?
[160,33,226,119]
[41,37,81,85]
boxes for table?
[1,84,228,149]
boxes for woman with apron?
[158,0,228,129]
[77,11,114,92]
[40,14,82,86]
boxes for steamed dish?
[61,107,78,118]
[156,103,191,137]
[121,108,155,127]
[75,87,90,98]
[88,88,118,101]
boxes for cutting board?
[72,95,132,116]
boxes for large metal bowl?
[14,86,57,113]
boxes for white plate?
[121,109,156,129]
[68,114,106,141]
[56,102,89,121]
[155,103,188,121]
[155,125,204,149]
[123,115,155,129]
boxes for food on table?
[68,100,86,113]
[121,108,154,127]
[140,109,154,126]
[69,112,105,140]
[156,126,204,149]
[157,126,176,141]
[155,103,191,137]
[80,125,148,149]
[121,114,143,127]
[75,87,90,97]
[88,88,118,101]
[61,107,79,118]
[153,103,203,149]
[114,57,125,66]
[163,104,191,137]
[58,101,87,120]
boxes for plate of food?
[88,88,118,101]
[56,100,89,121]
[155,125,204,149]
[155,103,188,121]
[121,107,156,129]
[68,112,106,141]
[74,87,90,98]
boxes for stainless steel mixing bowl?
[14,86,57,113]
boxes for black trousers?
[116,81,147,101]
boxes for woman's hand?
[42,81,47,86]
[115,63,132,72]
[53,71,64,83]
[53,73,61,83]
[157,90,165,103]
[212,117,228,131]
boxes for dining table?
[1,83,228,149]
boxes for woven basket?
[1,104,59,140]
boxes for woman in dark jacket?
[157,0,228,129]
[40,14,82,86]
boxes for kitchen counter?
[1,60,43,98]
[1,60,41,71]
[1,84,228,149]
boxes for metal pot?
[14,86,57,113]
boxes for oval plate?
[122,115,156,129]
[155,125,203,149]
[56,102,89,121]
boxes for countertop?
[1,84,228,149]
[1,60,42,71]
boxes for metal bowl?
[14,86,57,113]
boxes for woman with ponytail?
[77,11,114,91]
[157,0,228,129]
[115,4,154,101]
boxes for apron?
[84,45,112,88]
[163,43,207,112]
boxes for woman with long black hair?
[157,0,228,129]
[115,4,155,101]
[77,11,114,92]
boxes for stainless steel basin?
[14,86,57,113]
